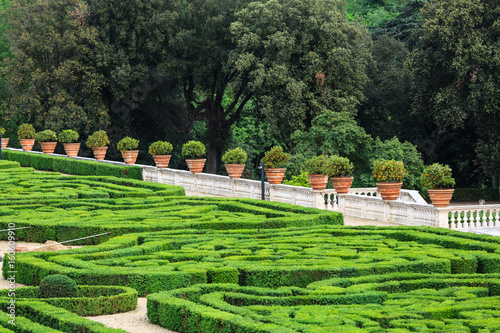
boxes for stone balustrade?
[4,147,500,230]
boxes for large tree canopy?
[2,0,109,134]
[407,0,500,183]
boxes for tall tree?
[162,0,373,173]
[2,0,108,133]
[407,0,500,186]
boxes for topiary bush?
[262,146,290,168]
[149,141,173,155]
[17,124,36,139]
[86,130,110,148]
[181,140,206,159]
[38,274,79,298]
[222,147,247,164]
[117,137,139,151]
[58,129,79,143]
[35,130,57,142]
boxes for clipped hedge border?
[0,300,127,333]
[0,285,138,316]
[2,149,142,179]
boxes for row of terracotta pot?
[376,182,454,207]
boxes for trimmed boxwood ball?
[39,274,79,298]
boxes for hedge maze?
[3,161,500,332]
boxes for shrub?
[303,155,330,175]
[326,155,354,177]
[181,141,206,159]
[35,130,57,142]
[149,141,173,155]
[283,171,311,187]
[373,159,408,182]
[222,147,247,164]
[0,126,5,136]
[86,130,109,148]
[58,130,79,143]
[421,163,456,189]
[262,146,290,168]
[17,124,36,139]
[38,274,78,298]
[117,137,139,151]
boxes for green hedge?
[2,149,142,179]
[0,300,127,333]
[0,285,137,316]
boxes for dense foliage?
[86,130,109,148]
[39,274,78,298]
[148,141,173,156]
[58,129,79,143]
[222,147,247,165]
[35,130,57,142]
[373,159,408,182]
[421,163,456,189]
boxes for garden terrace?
[0,164,341,244]
[10,226,500,295]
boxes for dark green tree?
[407,0,500,186]
[161,0,373,173]
[0,0,11,132]
[2,0,108,134]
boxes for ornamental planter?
[428,189,454,207]
[20,139,35,152]
[1,138,8,149]
[331,176,354,194]
[153,155,171,169]
[92,146,108,161]
[307,174,328,191]
[225,164,245,179]
[265,168,286,184]
[121,150,139,165]
[40,142,57,154]
[186,159,206,173]
[63,143,81,157]
[376,182,402,200]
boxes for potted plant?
[35,130,58,154]
[86,130,109,160]
[262,146,290,184]
[373,159,408,200]
[117,137,140,164]
[149,141,173,168]
[421,163,456,207]
[222,147,248,179]
[181,140,206,173]
[58,129,80,157]
[0,126,8,149]
[325,155,354,194]
[302,155,330,190]
[17,123,36,151]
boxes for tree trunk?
[206,143,221,174]
[204,120,224,174]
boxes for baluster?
[450,211,458,229]
[485,210,491,227]
[493,210,500,227]
[473,210,480,228]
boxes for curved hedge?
[0,285,137,316]
[9,226,500,296]
[147,275,500,332]
[0,300,127,332]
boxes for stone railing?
[3,148,499,230]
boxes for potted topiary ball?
[327,155,354,194]
[181,140,206,173]
[58,129,80,157]
[17,123,36,151]
[421,163,456,207]
[149,141,173,168]
[373,159,408,200]
[35,130,58,154]
[86,130,109,160]
[222,147,247,179]
[0,126,8,149]
[117,137,140,164]
[262,146,290,184]
[303,155,330,190]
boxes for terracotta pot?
[121,150,139,164]
[92,146,108,160]
[264,168,287,184]
[376,182,403,200]
[20,139,35,152]
[225,164,245,179]
[1,138,9,149]
[39,142,57,154]
[428,188,455,207]
[307,174,328,190]
[153,155,171,168]
[63,143,81,157]
[331,176,354,194]
[186,159,206,173]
